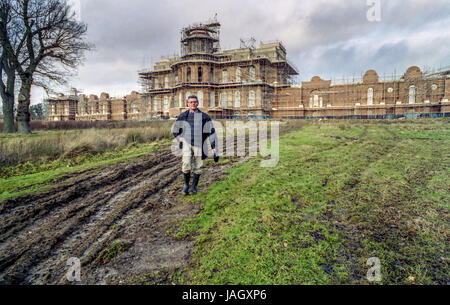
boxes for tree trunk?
[16,78,32,134]
[1,66,16,133]
[2,95,15,133]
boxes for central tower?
[180,20,221,57]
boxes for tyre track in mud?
[0,150,179,284]
[0,125,296,284]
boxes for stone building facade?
[47,21,450,122]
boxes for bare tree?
[0,0,91,134]
[0,0,18,133]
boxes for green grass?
[94,241,133,265]
[176,119,449,285]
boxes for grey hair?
[186,95,198,103]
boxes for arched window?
[197,91,203,107]
[221,92,227,108]
[198,67,203,83]
[367,88,373,105]
[222,69,228,83]
[201,40,206,52]
[235,91,241,108]
[164,76,169,88]
[210,67,214,83]
[250,66,256,81]
[210,92,215,108]
[409,86,415,104]
[236,67,241,82]
[187,67,191,82]
[249,91,255,107]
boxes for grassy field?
[175,118,449,284]
[0,123,174,199]
[0,118,448,284]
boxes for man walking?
[172,95,217,195]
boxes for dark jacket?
[172,110,217,160]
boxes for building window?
[103,104,107,114]
[250,66,256,81]
[313,94,319,108]
[179,93,182,107]
[201,40,206,52]
[185,91,192,103]
[309,97,312,108]
[154,97,159,112]
[235,91,241,108]
[431,84,438,91]
[192,41,197,52]
[409,86,415,104]
[163,96,169,110]
[320,97,323,108]
[249,91,255,107]
[197,91,203,107]
[236,67,241,82]
[210,92,215,108]
[187,67,191,82]
[221,92,227,108]
[367,88,373,105]
[387,87,393,93]
[210,68,214,83]
[164,76,169,88]
[222,69,228,83]
[154,78,159,89]
[198,67,203,83]
[175,74,179,84]
[132,103,138,113]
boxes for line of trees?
[0,0,91,134]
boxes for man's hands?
[211,149,216,155]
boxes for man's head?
[187,95,199,112]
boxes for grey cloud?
[31,0,450,104]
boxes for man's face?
[188,98,199,111]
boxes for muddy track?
[0,126,278,285]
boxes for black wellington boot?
[190,174,200,194]
[182,172,190,195]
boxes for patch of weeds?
[94,240,132,265]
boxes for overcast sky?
[29,0,450,104]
